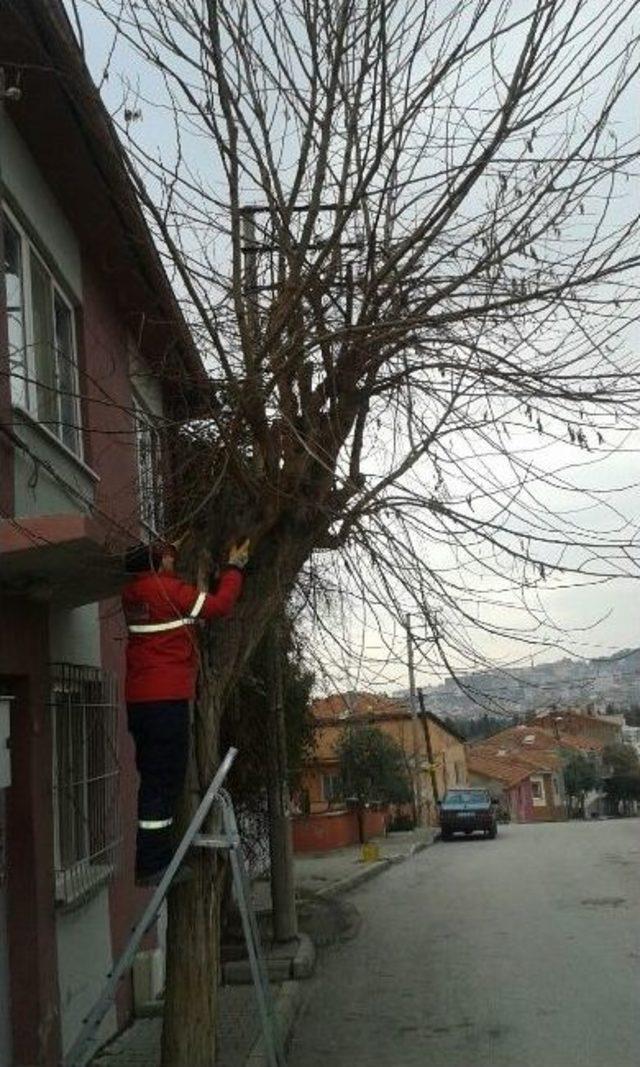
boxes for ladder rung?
[193,832,238,849]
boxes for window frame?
[2,203,83,457]
[530,776,545,805]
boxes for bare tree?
[75,1,640,1061]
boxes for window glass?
[323,773,342,802]
[54,688,88,869]
[51,664,121,905]
[2,215,27,407]
[30,250,57,432]
[442,789,489,807]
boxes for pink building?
[466,751,535,822]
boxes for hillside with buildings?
[400,647,640,719]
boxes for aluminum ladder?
[64,747,286,1067]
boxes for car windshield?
[442,790,490,808]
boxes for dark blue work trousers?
[127,700,190,876]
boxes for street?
[288,821,640,1067]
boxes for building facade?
[0,4,202,1063]
[297,692,468,841]
[466,752,534,823]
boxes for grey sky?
[72,1,640,692]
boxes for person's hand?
[227,538,250,570]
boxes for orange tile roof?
[466,752,533,788]
[535,708,620,729]
[311,692,405,721]
[473,723,604,757]
[470,741,561,773]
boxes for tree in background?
[563,753,599,818]
[445,713,519,741]
[337,724,412,837]
[603,773,640,814]
[602,742,640,776]
[624,706,640,728]
[223,615,315,939]
[601,742,640,815]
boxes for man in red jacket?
[122,537,249,885]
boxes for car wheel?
[487,824,497,839]
[441,830,452,841]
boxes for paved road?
[288,820,640,1067]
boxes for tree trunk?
[160,528,316,1064]
[161,685,223,1067]
[266,618,298,943]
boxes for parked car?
[438,788,498,840]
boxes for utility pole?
[265,617,298,943]
[418,688,440,816]
[405,615,423,825]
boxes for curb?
[223,933,316,984]
[243,980,303,1067]
[313,859,391,899]
[307,835,435,900]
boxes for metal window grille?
[51,664,121,905]
[133,393,164,534]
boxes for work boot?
[135,863,194,888]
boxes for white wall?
[129,345,163,416]
[49,604,101,666]
[56,886,116,1054]
[0,112,82,298]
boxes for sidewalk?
[91,828,434,1066]
[293,826,436,898]
[93,982,301,1067]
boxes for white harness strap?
[139,818,173,830]
[128,591,208,635]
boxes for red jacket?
[122,568,243,702]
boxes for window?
[3,214,27,407]
[2,208,82,454]
[322,773,342,804]
[133,392,164,533]
[51,664,121,905]
[530,777,545,805]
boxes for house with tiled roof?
[294,692,468,848]
[467,717,613,822]
[465,751,535,823]
[467,725,570,821]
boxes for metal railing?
[50,663,121,905]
